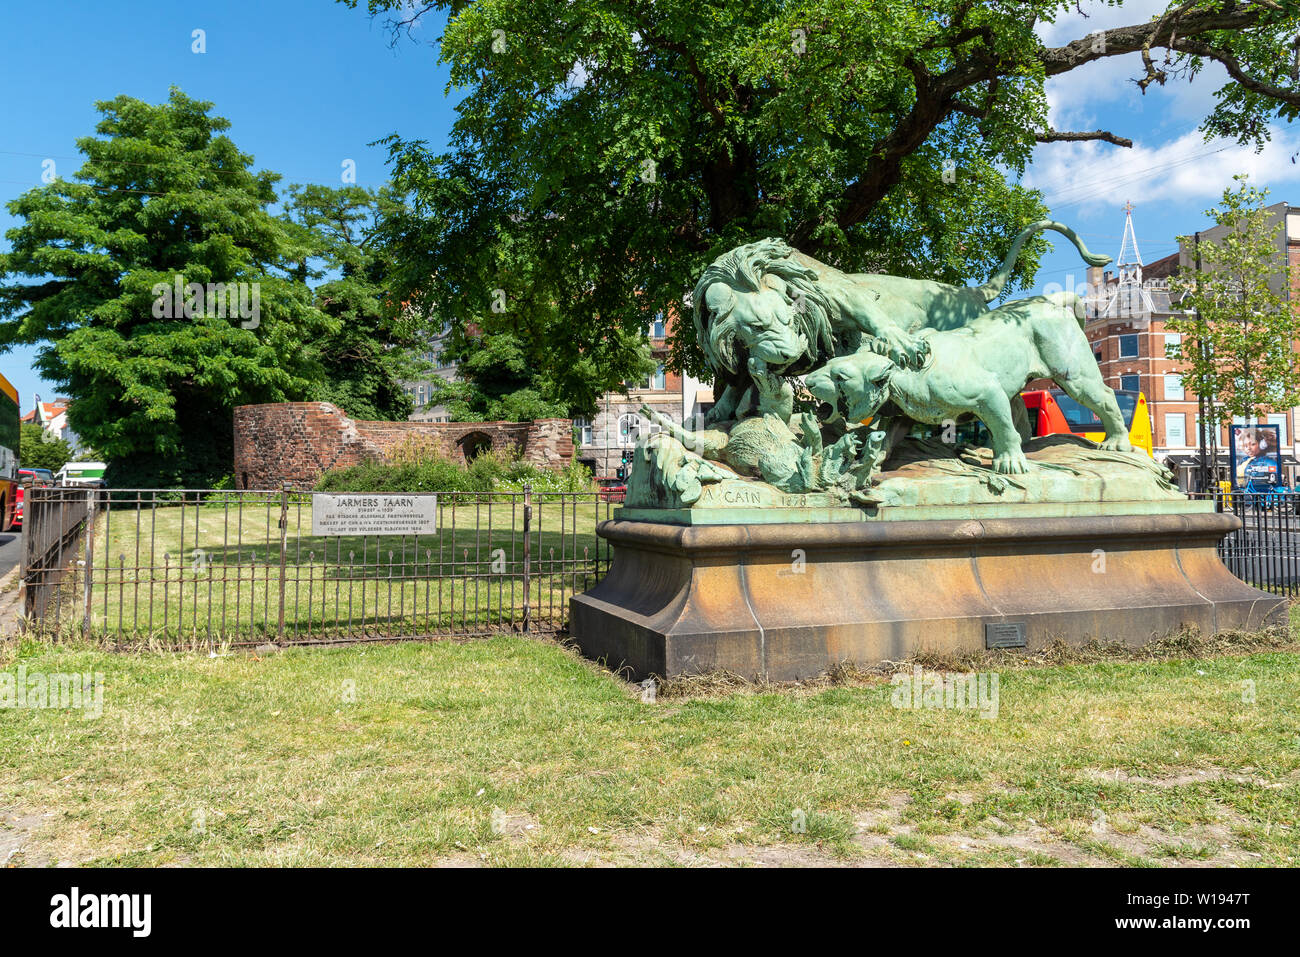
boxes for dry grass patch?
[2,613,1298,867]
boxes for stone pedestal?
[569,508,1285,681]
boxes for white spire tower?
[1102,201,1156,316]
[1116,200,1144,285]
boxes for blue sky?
[0,0,456,413]
[1027,0,1298,293]
[1,0,1296,415]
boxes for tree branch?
[793,3,1288,248]
[1036,129,1134,147]
[1171,37,1300,108]
[1039,3,1270,78]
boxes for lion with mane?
[691,222,1109,424]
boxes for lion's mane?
[691,238,839,380]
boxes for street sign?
[310,493,438,536]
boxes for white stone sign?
[311,493,438,536]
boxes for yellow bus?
[1021,388,1155,457]
[0,374,19,530]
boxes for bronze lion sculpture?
[692,221,1110,425]
[804,294,1132,474]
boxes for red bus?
[1021,388,1154,457]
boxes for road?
[0,530,20,577]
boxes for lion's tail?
[977,220,1112,304]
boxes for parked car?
[596,476,626,503]
[18,467,56,486]
[55,461,107,488]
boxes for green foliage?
[280,184,421,421]
[424,328,651,420]
[0,89,333,488]
[342,0,1299,386]
[315,447,593,496]
[1167,176,1299,423]
[19,423,72,472]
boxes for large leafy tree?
[426,326,653,420]
[428,330,568,421]
[280,184,421,421]
[1167,177,1299,424]
[19,423,73,473]
[344,0,1300,390]
[0,89,332,487]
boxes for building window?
[574,417,593,446]
[646,364,666,390]
[618,413,640,446]
[1118,334,1139,358]
[1163,332,1182,356]
[1165,413,1187,448]
[1120,374,1140,393]
[649,312,666,338]
[416,385,426,407]
[1164,374,1184,401]
[618,413,662,445]
[1094,351,1103,364]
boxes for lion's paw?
[993,450,1031,474]
[1099,435,1133,452]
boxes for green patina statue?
[692,220,1108,423]
[624,219,1182,517]
[804,293,1130,474]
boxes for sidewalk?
[0,566,22,638]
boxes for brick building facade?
[233,402,573,489]
[1080,203,1300,491]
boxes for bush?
[314,448,593,498]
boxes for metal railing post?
[17,487,32,628]
[277,483,289,641]
[81,488,96,639]
[522,485,531,634]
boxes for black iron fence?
[1191,489,1300,598]
[20,485,92,622]
[21,485,1296,643]
[21,486,617,646]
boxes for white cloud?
[1025,125,1300,216]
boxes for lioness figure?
[804,293,1131,474]
[693,221,1110,424]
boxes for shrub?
[313,450,593,498]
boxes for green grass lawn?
[2,625,1298,867]
[40,497,614,643]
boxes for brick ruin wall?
[233,402,574,489]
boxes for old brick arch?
[233,402,573,489]
[457,430,493,460]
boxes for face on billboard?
[1232,424,1281,486]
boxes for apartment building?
[21,396,81,451]
[1082,203,1300,490]
[404,323,458,423]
